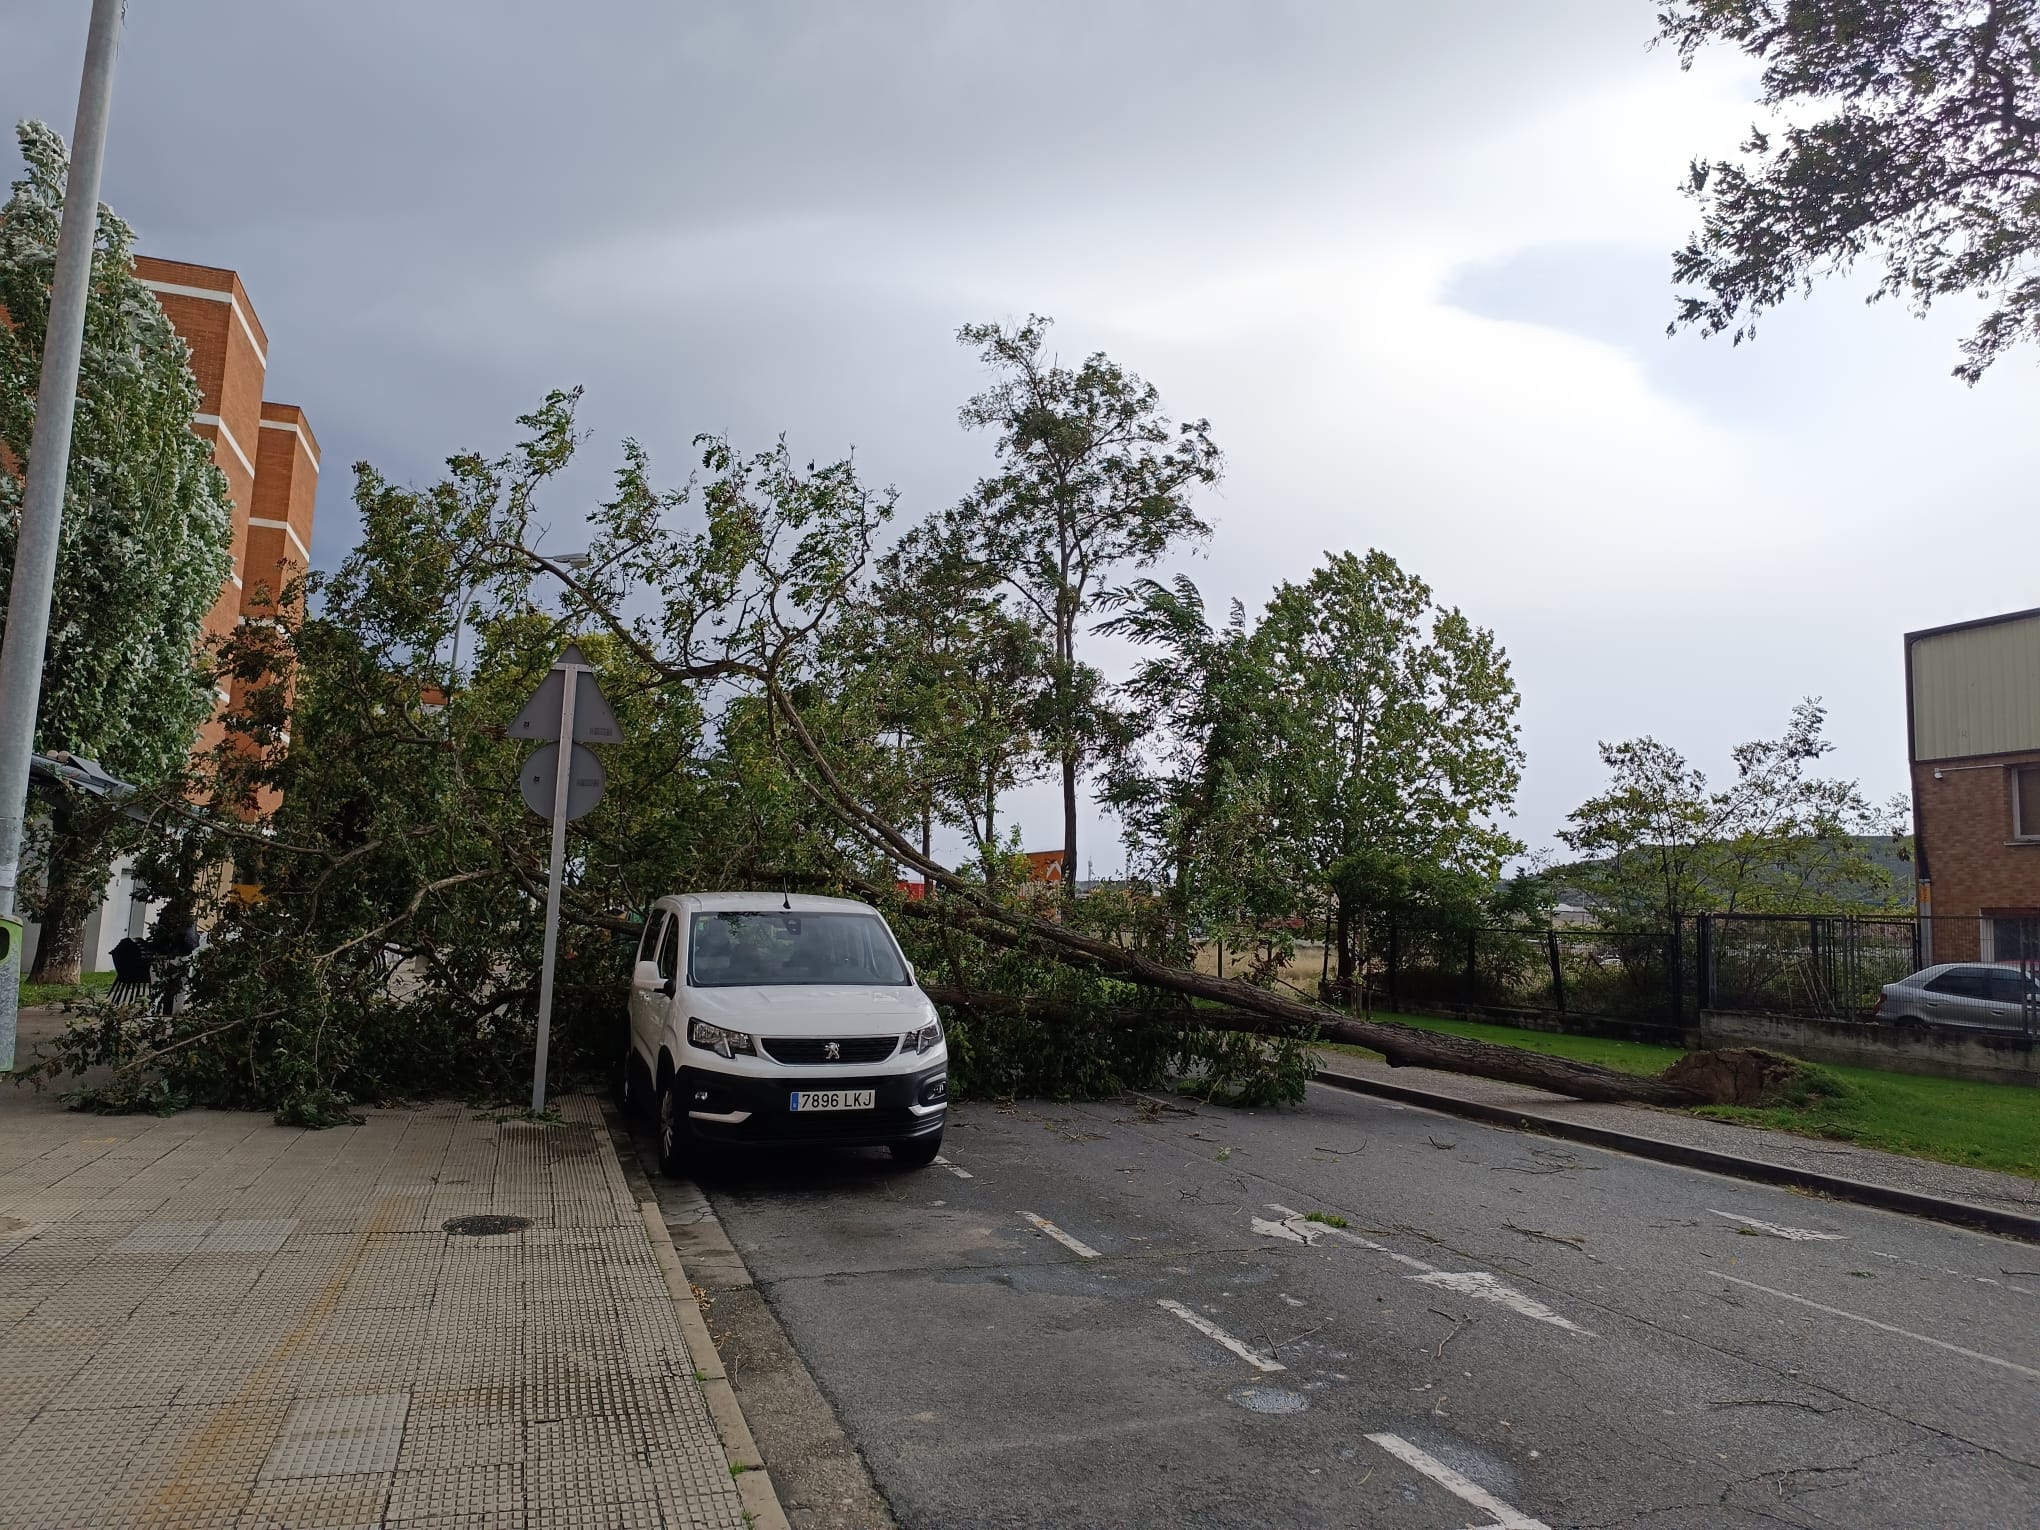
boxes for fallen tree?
[917,978,1703,1107]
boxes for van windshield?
[687,911,909,988]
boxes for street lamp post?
[0,0,126,1074]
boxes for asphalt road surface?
[659,1081,2040,1529]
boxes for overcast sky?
[5,1,2029,875]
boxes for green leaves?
[1559,699,1909,927]
[1660,0,2040,380]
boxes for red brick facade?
[131,256,318,768]
[1911,752,2040,960]
[1906,608,2040,963]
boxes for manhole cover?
[442,1214,532,1237]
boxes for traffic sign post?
[513,644,618,1113]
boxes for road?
[638,1081,2040,1529]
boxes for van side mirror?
[633,960,662,991]
[904,959,918,985]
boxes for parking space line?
[1018,1211,1100,1259]
[1716,1273,2040,1379]
[934,1156,972,1179]
[1156,1299,1286,1372]
[1365,1432,1550,1530]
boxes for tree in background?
[1559,700,1909,928]
[831,524,1051,881]
[1099,574,1287,965]
[1254,551,1525,1006]
[0,121,233,982]
[1662,0,2040,382]
[945,316,1220,899]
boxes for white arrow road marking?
[1716,1273,2040,1380]
[1407,1271,1597,1336]
[1156,1299,1286,1372]
[1250,1215,1319,1244]
[1365,1432,1551,1530]
[1709,1209,1847,1241]
[1018,1211,1100,1259]
[933,1155,972,1179]
[1264,1203,1431,1271]
[1263,1204,1594,1335]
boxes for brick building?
[1906,606,2040,964]
[23,257,318,971]
[130,257,318,741]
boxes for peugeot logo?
[823,1041,841,1061]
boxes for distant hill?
[1547,834,1913,917]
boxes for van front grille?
[760,1035,899,1066]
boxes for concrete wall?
[1700,1010,2038,1087]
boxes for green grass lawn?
[1323,1009,2040,1180]
[17,970,114,1008]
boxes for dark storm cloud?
[2,0,1639,570]
[6,1,2028,861]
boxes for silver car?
[1875,963,2040,1034]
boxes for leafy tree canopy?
[1662,0,2040,381]
[0,120,235,981]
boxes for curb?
[639,1198,794,1530]
[1312,1066,2040,1246]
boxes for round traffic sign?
[519,741,606,821]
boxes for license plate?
[790,1089,874,1112]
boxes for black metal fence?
[1696,914,1921,1020]
[1358,912,2040,1036]
[1364,922,1693,1034]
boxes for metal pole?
[0,0,125,1074]
[530,665,578,1112]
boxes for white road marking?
[1263,1204,1593,1335]
[1019,1211,1100,1259]
[1709,1209,1847,1242]
[1871,1250,2037,1297]
[1408,1270,1598,1336]
[1265,1203,1426,1267]
[1716,1273,2040,1380]
[1251,1214,1319,1244]
[1365,1432,1551,1530]
[933,1155,972,1179]
[1156,1299,1286,1372]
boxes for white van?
[623,892,949,1174]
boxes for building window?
[2018,766,2040,841]
[1989,916,2040,964]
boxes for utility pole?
[0,0,126,1074]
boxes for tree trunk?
[1060,748,1078,903]
[1334,898,1355,1010]
[28,874,93,985]
[921,980,1703,1107]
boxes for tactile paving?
[0,1091,744,1526]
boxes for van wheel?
[890,1130,942,1169]
[657,1083,692,1179]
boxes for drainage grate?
[442,1214,532,1236]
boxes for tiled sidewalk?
[1316,1048,2040,1217]
[0,1057,747,1529]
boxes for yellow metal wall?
[1911,611,2040,761]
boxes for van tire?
[890,1130,942,1169]
[657,1083,692,1179]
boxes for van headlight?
[688,1019,755,1060]
[909,1019,943,1055]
